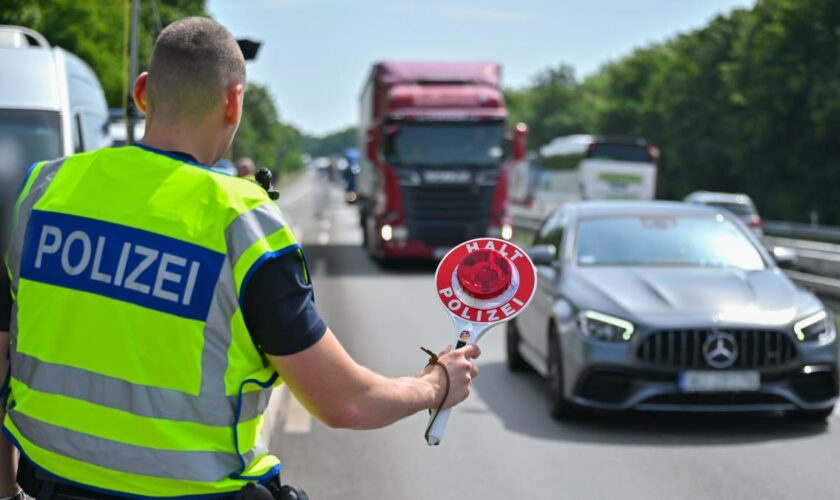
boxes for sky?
[208,0,756,136]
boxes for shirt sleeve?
[241,249,327,356]
[0,268,11,332]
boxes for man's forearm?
[269,330,479,431]
[330,367,439,430]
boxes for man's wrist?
[0,487,22,500]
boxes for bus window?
[586,143,652,163]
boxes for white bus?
[540,134,659,200]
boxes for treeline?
[0,0,317,175]
[507,0,840,224]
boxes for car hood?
[563,266,820,327]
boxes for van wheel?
[506,320,529,372]
[548,328,579,420]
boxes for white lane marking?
[282,393,313,434]
[317,232,330,245]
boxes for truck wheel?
[506,320,529,372]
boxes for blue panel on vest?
[19,210,224,321]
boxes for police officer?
[0,17,479,499]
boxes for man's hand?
[421,344,481,410]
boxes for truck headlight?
[794,310,834,342]
[579,311,635,342]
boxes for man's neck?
[139,125,218,166]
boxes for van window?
[0,109,62,249]
[0,109,62,176]
[80,112,109,151]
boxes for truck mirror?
[512,122,528,161]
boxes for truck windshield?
[384,121,506,167]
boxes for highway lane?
[269,171,840,500]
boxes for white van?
[0,25,109,244]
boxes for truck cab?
[357,61,526,261]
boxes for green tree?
[234,83,303,175]
[300,127,359,158]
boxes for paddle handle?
[425,328,474,446]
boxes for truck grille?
[636,329,798,370]
[402,184,494,246]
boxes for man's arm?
[241,251,480,430]
[268,330,480,430]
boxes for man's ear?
[224,83,244,126]
[133,72,150,113]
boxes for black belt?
[18,455,302,500]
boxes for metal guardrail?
[764,220,840,243]
[512,211,840,301]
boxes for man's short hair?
[146,17,245,124]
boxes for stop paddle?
[425,238,537,446]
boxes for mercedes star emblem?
[702,332,738,369]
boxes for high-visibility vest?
[3,144,303,497]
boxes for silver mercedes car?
[509,201,838,420]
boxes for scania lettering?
[356,61,527,261]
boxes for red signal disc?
[456,249,512,299]
[435,238,537,325]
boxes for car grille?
[636,329,798,370]
[402,184,494,246]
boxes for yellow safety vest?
[3,144,303,497]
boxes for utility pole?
[127,0,140,144]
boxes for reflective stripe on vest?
[4,146,299,497]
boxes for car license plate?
[678,371,760,393]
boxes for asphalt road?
[268,171,840,500]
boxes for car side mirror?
[527,244,557,266]
[772,246,798,269]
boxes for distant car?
[509,201,837,420]
[684,191,763,236]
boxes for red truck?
[357,61,527,261]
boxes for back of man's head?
[146,17,245,125]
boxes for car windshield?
[575,214,765,270]
[384,121,506,167]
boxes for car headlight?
[793,310,835,342]
[579,310,635,342]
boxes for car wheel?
[506,319,529,372]
[547,327,579,420]
[785,407,834,422]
